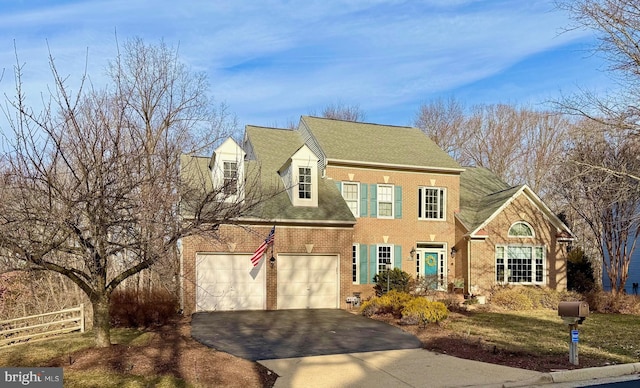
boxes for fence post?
[80,303,85,333]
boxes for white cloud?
[0,0,610,130]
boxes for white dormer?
[210,138,245,202]
[278,145,319,207]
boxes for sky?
[0,0,615,131]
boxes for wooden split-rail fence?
[0,304,85,347]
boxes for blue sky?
[0,0,613,130]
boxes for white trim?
[495,244,546,285]
[377,184,394,219]
[418,186,447,221]
[326,158,465,173]
[352,243,360,284]
[376,244,393,275]
[508,221,535,238]
[342,182,360,218]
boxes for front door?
[416,244,447,290]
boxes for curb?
[546,363,640,384]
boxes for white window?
[418,187,446,220]
[298,167,312,199]
[352,244,359,284]
[223,161,238,195]
[342,182,359,217]
[508,222,534,237]
[377,185,393,218]
[496,245,545,284]
[377,245,392,274]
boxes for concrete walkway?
[259,349,640,388]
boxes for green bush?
[567,247,597,294]
[373,268,411,296]
[401,297,449,327]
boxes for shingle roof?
[458,167,521,231]
[239,126,356,223]
[300,116,463,171]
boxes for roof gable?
[458,167,573,239]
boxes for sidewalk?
[258,349,640,388]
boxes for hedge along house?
[455,167,575,297]
[179,116,575,314]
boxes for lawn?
[442,309,640,365]
[0,319,275,387]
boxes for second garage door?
[277,254,339,309]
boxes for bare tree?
[0,38,254,347]
[413,96,468,161]
[557,121,640,294]
[414,100,570,201]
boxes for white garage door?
[196,253,266,311]
[277,254,339,309]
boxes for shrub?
[373,268,411,296]
[584,290,640,314]
[110,289,178,328]
[359,290,412,317]
[567,248,597,294]
[401,298,449,327]
[490,287,534,310]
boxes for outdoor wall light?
[410,247,416,259]
[450,247,458,258]
[269,256,276,267]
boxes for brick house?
[179,116,574,314]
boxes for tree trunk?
[92,293,111,348]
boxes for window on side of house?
[377,185,393,218]
[342,182,359,217]
[495,245,545,285]
[223,161,238,195]
[418,187,446,220]
[298,167,312,199]
[377,245,392,274]
[352,244,359,284]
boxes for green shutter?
[360,183,368,217]
[394,185,402,219]
[369,244,377,284]
[369,184,377,218]
[359,244,368,284]
[335,181,342,192]
[394,245,402,269]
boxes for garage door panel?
[277,254,338,309]
[196,254,265,311]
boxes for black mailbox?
[558,301,589,319]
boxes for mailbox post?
[558,301,589,366]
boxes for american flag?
[250,226,275,267]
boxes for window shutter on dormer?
[394,186,402,219]
[335,181,341,192]
[359,183,368,217]
[369,184,377,218]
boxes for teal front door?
[423,252,438,277]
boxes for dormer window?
[210,138,245,202]
[223,161,238,195]
[298,167,312,199]
[279,145,319,207]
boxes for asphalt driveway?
[191,309,421,361]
